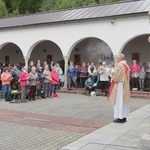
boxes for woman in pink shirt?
[19,67,30,103]
[1,67,13,102]
[130,59,141,91]
[51,67,59,97]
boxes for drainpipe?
[63,56,69,89]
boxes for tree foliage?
[0,0,8,18]
[3,0,43,14]
[0,0,125,18]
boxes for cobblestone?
[0,93,149,150]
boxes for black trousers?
[80,78,87,88]
[86,87,95,94]
[100,81,108,92]
[145,78,150,91]
[29,86,36,100]
[130,77,139,90]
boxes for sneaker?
[53,93,58,97]
[55,93,58,97]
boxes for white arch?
[0,42,9,49]
[0,42,24,56]
[26,39,63,59]
[120,33,150,53]
[67,36,113,58]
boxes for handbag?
[90,91,96,97]
[27,80,31,87]
[36,80,41,89]
[132,72,139,78]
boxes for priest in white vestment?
[108,53,130,123]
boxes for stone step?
[58,88,150,99]
[131,94,150,99]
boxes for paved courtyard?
[0,93,149,150]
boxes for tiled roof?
[0,0,149,29]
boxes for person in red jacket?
[51,66,59,97]
[129,59,141,91]
[19,67,30,103]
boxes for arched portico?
[121,34,150,66]
[26,40,64,68]
[0,42,24,65]
[63,37,114,88]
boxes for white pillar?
[24,57,29,67]
[63,56,69,89]
[113,55,118,66]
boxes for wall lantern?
[43,49,46,53]
[75,48,79,52]
[16,50,19,53]
[111,18,115,24]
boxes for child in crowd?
[139,67,146,91]
[85,76,96,95]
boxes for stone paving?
[0,93,149,150]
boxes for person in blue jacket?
[67,61,77,90]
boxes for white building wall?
[0,15,149,60]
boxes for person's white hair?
[116,53,124,59]
[31,66,36,70]
[102,62,106,65]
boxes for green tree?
[9,9,20,17]
[40,0,56,11]
[3,0,42,15]
[0,0,9,18]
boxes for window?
[74,54,81,65]
[47,55,52,64]
[5,56,9,64]
[132,52,140,64]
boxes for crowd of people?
[67,60,150,95]
[0,60,63,102]
[0,58,149,102]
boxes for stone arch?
[120,33,150,53]
[68,37,114,65]
[0,42,24,64]
[120,34,150,65]
[27,39,62,58]
[26,39,64,68]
